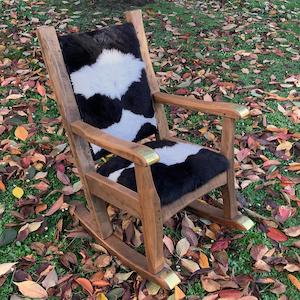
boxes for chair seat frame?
[37,10,254,289]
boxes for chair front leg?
[221,117,239,219]
[134,164,165,274]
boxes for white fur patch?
[70,49,145,99]
[91,109,156,154]
[107,142,203,182]
[155,143,202,166]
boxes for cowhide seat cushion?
[59,23,157,160]
[59,23,229,205]
[98,140,229,205]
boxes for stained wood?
[125,10,170,139]
[162,172,227,222]
[71,120,159,167]
[153,92,249,120]
[86,172,140,218]
[188,200,254,230]
[74,203,181,289]
[221,117,238,219]
[135,165,164,274]
[37,26,113,239]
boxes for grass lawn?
[0,0,299,299]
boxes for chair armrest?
[70,120,159,167]
[153,92,249,120]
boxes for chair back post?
[125,10,170,140]
[37,26,113,239]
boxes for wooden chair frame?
[37,9,254,289]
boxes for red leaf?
[45,195,64,217]
[175,88,189,95]
[211,238,231,252]
[267,227,288,242]
[236,148,251,162]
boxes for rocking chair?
[37,9,254,289]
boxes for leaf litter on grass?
[0,0,299,299]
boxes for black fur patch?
[98,140,229,205]
[59,23,157,159]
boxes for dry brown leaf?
[180,258,200,273]
[288,274,300,291]
[201,277,221,292]
[283,263,300,272]
[199,252,210,268]
[254,259,271,272]
[270,280,286,295]
[14,280,48,299]
[0,262,17,277]
[42,268,58,290]
[250,244,269,261]
[163,235,174,254]
[174,286,185,300]
[176,238,190,257]
[283,226,300,237]
[15,126,28,141]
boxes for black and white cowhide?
[60,23,229,205]
[98,140,229,205]
[59,23,157,159]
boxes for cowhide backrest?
[59,23,157,159]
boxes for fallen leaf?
[12,186,24,199]
[270,280,286,295]
[114,271,133,284]
[176,238,190,257]
[0,228,17,246]
[288,274,300,291]
[0,181,6,191]
[36,81,46,97]
[75,277,93,295]
[284,226,300,237]
[97,293,108,300]
[218,289,242,299]
[250,244,269,261]
[45,195,64,216]
[181,258,200,273]
[201,277,220,292]
[0,262,17,277]
[267,227,288,242]
[199,252,210,268]
[254,259,271,272]
[211,239,230,252]
[174,286,185,300]
[283,263,300,272]
[203,93,213,102]
[14,280,48,299]
[28,221,43,233]
[42,268,58,290]
[15,126,28,141]
[163,235,174,254]
[222,23,237,31]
